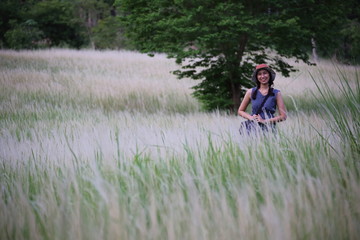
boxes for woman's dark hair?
[251,69,274,100]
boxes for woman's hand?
[253,114,265,123]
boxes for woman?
[238,64,287,133]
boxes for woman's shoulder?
[249,87,258,93]
[249,87,257,91]
[272,88,280,95]
[246,88,255,94]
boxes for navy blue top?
[251,88,280,119]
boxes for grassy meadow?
[0,49,359,240]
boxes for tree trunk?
[229,34,247,113]
[311,37,318,63]
[231,82,241,114]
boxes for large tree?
[116,0,351,112]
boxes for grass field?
[0,49,359,240]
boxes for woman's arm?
[275,92,287,122]
[238,89,255,120]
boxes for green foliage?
[0,0,89,49]
[0,0,22,47]
[28,0,88,48]
[4,19,45,49]
[340,19,360,63]
[281,0,360,63]
[73,0,114,46]
[2,0,357,66]
[92,16,126,49]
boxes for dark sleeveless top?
[251,87,280,119]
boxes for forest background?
[1,0,359,63]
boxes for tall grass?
[310,65,360,156]
[0,49,200,115]
[0,49,359,240]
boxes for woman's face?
[257,69,270,85]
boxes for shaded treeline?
[0,0,123,50]
[0,0,359,63]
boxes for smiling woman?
[238,64,287,134]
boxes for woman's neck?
[259,84,269,90]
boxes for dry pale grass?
[0,49,195,95]
[0,49,199,117]
[275,57,359,98]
